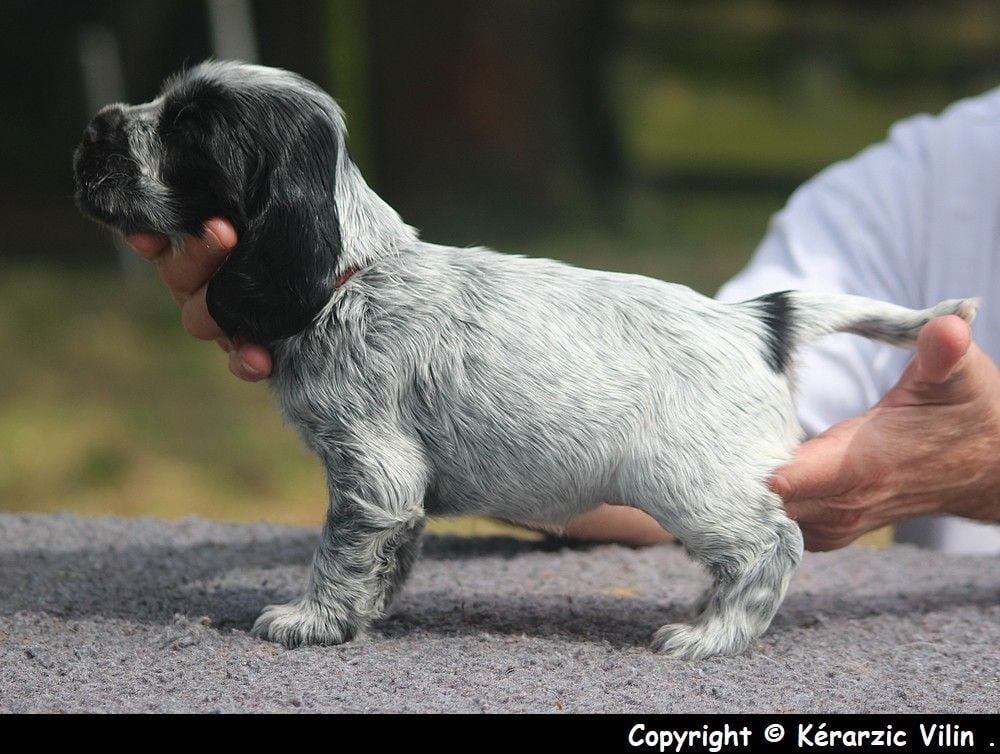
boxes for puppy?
[74,61,977,659]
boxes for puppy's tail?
[746,290,980,373]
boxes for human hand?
[562,503,675,546]
[125,218,273,381]
[771,315,1000,551]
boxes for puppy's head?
[74,61,410,345]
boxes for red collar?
[335,266,359,288]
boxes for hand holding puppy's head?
[74,61,411,344]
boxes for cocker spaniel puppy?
[74,61,977,659]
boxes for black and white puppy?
[74,61,977,659]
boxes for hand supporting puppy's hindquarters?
[772,315,1000,551]
[125,218,273,381]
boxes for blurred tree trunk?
[369,0,622,236]
[325,0,378,180]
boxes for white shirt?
[716,87,1000,554]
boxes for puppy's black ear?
[206,112,341,345]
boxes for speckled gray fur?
[265,224,975,658]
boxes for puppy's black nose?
[83,106,126,143]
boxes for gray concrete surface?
[1,513,997,713]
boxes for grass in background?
[0,265,326,524]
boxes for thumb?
[914,315,971,385]
[881,315,972,408]
[769,419,860,503]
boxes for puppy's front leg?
[252,440,428,648]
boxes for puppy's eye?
[160,102,198,137]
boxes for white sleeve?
[716,111,940,435]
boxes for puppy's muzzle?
[73,105,144,227]
[81,105,128,147]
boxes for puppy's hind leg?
[252,435,428,648]
[640,486,803,660]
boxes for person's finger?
[880,316,973,409]
[180,284,224,340]
[156,219,237,299]
[915,315,971,385]
[769,420,859,503]
[229,343,272,382]
[125,231,170,260]
[784,502,867,551]
[783,496,861,528]
[800,528,855,553]
[202,217,238,250]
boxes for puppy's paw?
[251,598,358,648]
[651,621,751,660]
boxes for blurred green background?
[2,0,999,527]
